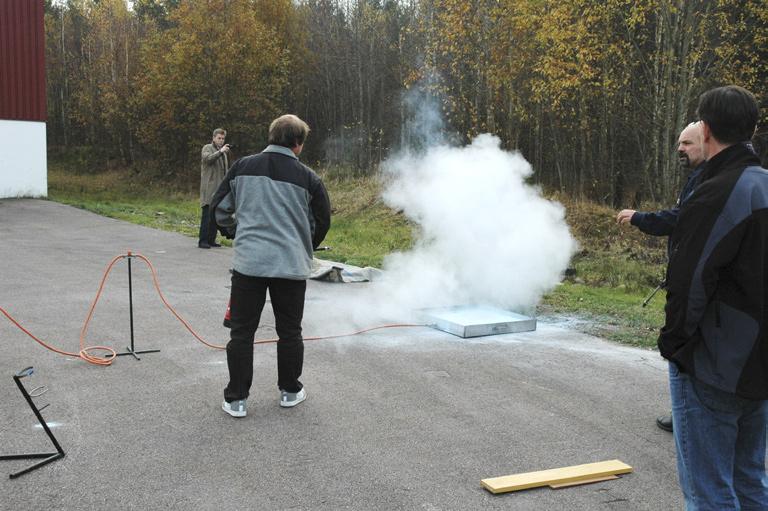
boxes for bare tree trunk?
[60,7,68,146]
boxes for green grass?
[48,164,205,238]
[320,177,413,267]
[47,160,670,349]
[542,196,669,347]
[47,165,413,264]
[541,283,666,347]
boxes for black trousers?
[198,205,218,245]
[224,271,306,401]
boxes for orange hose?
[131,252,229,350]
[254,324,427,345]
[1,252,427,365]
[0,254,125,366]
[77,254,125,365]
[0,306,87,360]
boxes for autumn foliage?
[45,0,767,204]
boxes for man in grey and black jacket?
[660,85,768,509]
[211,114,331,418]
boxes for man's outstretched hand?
[616,209,636,225]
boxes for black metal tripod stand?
[115,253,160,360]
[1,367,65,479]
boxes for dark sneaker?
[210,242,222,248]
[656,414,673,432]
[222,399,246,418]
[198,242,211,249]
[280,388,307,408]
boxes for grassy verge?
[535,197,668,348]
[47,161,668,348]
[48,165,204,238]
[47,165,412,266]
[318,177,413,267]
[541,283,665,347]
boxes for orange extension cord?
[0,252,425,366]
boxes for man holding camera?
[199,128,230,249]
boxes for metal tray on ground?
[420,305,536,338]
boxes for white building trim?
[0,119,47,198]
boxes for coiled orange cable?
[1,252,426,366]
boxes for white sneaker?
[222,399,246,418]
[280,388,307,408]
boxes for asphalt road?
[0,199,682,510]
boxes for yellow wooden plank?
[481,459,633,494]
[549,474,619,489]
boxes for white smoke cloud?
[328,135,576,330]
[377,133,575,314]
[322,83,576,329]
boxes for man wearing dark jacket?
[617,122,705,238]
[211,114,331,418]
[617,121,705,433]
[660,85,767,509]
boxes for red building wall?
[0,0,46,122]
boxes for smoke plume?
[330,86,577,327]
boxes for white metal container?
[421,305,536,338]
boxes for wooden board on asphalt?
[481,459,633,494]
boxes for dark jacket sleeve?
[631,208,678,236]
[632,166,705,237]
[657,203,709,359]
[658,166,731,356]
[308,177,331,249]
[657,192,745,361]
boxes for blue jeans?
[669,362,768,510]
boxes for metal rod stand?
[115,254,160,360]
[1,368,65,479]
[641,278,667,308]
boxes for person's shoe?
[656,414,673,432]
[198,242,211,249]
[222,399,246,417]
[280,388,307,408]
[210,242,222,248]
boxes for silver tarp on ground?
[310,258,384,283]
